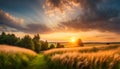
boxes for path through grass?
[28,54,49,69]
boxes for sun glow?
[70,37,77,43]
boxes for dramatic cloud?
[0,9,52,34]
[43,0,80,14]
[44,0,102,14]
[23,24,52,34]
[44,0,120,34]
[0,9,24,30]
[58,11,120,33]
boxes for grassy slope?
[28,54,49,69]
[0,44,120,69]
[0,45,37,56]
[0,45,49,69]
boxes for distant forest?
[0,32,64,53]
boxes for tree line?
[0,32,64,53]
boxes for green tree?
[20,35,35,50]
[56,43,60,48]
[5,34,19,45]
[56,43,64,48]
[41,40,48,50]
[1,32,6,36]
[0,32,7,44]
[33,34,41,53]
[49,44,55,49]
[0,32,18,45]
[76,39,84,47]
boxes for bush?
[49,44,55,49]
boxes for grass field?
[0,44,120,69]
[43,44,120,69]
[0,45,37,69]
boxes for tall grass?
[0,44,120,69]
[0,45,37,69]
[44,45,120,56]
[0,53,36,69]
[0,45,37,56]
[44,45,120,69]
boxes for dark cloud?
[57,9,120,33]
[0,0,43,14]
[23,24,52,34]
[0,27,3,31]
[44,0,102,13]
[44,0,120,34]
[0,9,52,34]
[0,9,24,30]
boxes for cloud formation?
[24,23,52,34]
[44,0,120,34]
[44,0,102,14]
[0,9,52,34]
[0,9,24,30]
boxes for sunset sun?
[70,37,77,43]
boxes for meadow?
[43,44,120,69]
[0,45,37,69]
[0,44,120,69]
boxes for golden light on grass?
[0,45,37,56]
[44,45,120,69]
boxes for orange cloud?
[43,0,80,16]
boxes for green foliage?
[0,32,51,52]
[49,44,55,49]
[41,40,49,51]
[0,32,19,45]
[28,54,49,69]
[33,34,41,53]
[19,35,35,50]
[0,53,35,69]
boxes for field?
[43,43,120,69]
[0,45,37,69]
[0,44,120,69]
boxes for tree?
[56,43,64,48]
[56,43,60,48]
[76,39,84,47]
[0,32,18,45]
[0,32,6,44]
[41,40,48,50]
[33,34,41,53]
[49,44,55,49]
[1,32,6,36]
[5,34,19,45]
[20,35,35,50]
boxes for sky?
[0,0,120,42]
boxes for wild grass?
[27,54,49,69]
[0,45,37,69]
[0,44,120,69]
[44,45,120,69]
[44,45,120,56]
[0,45,37,56]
